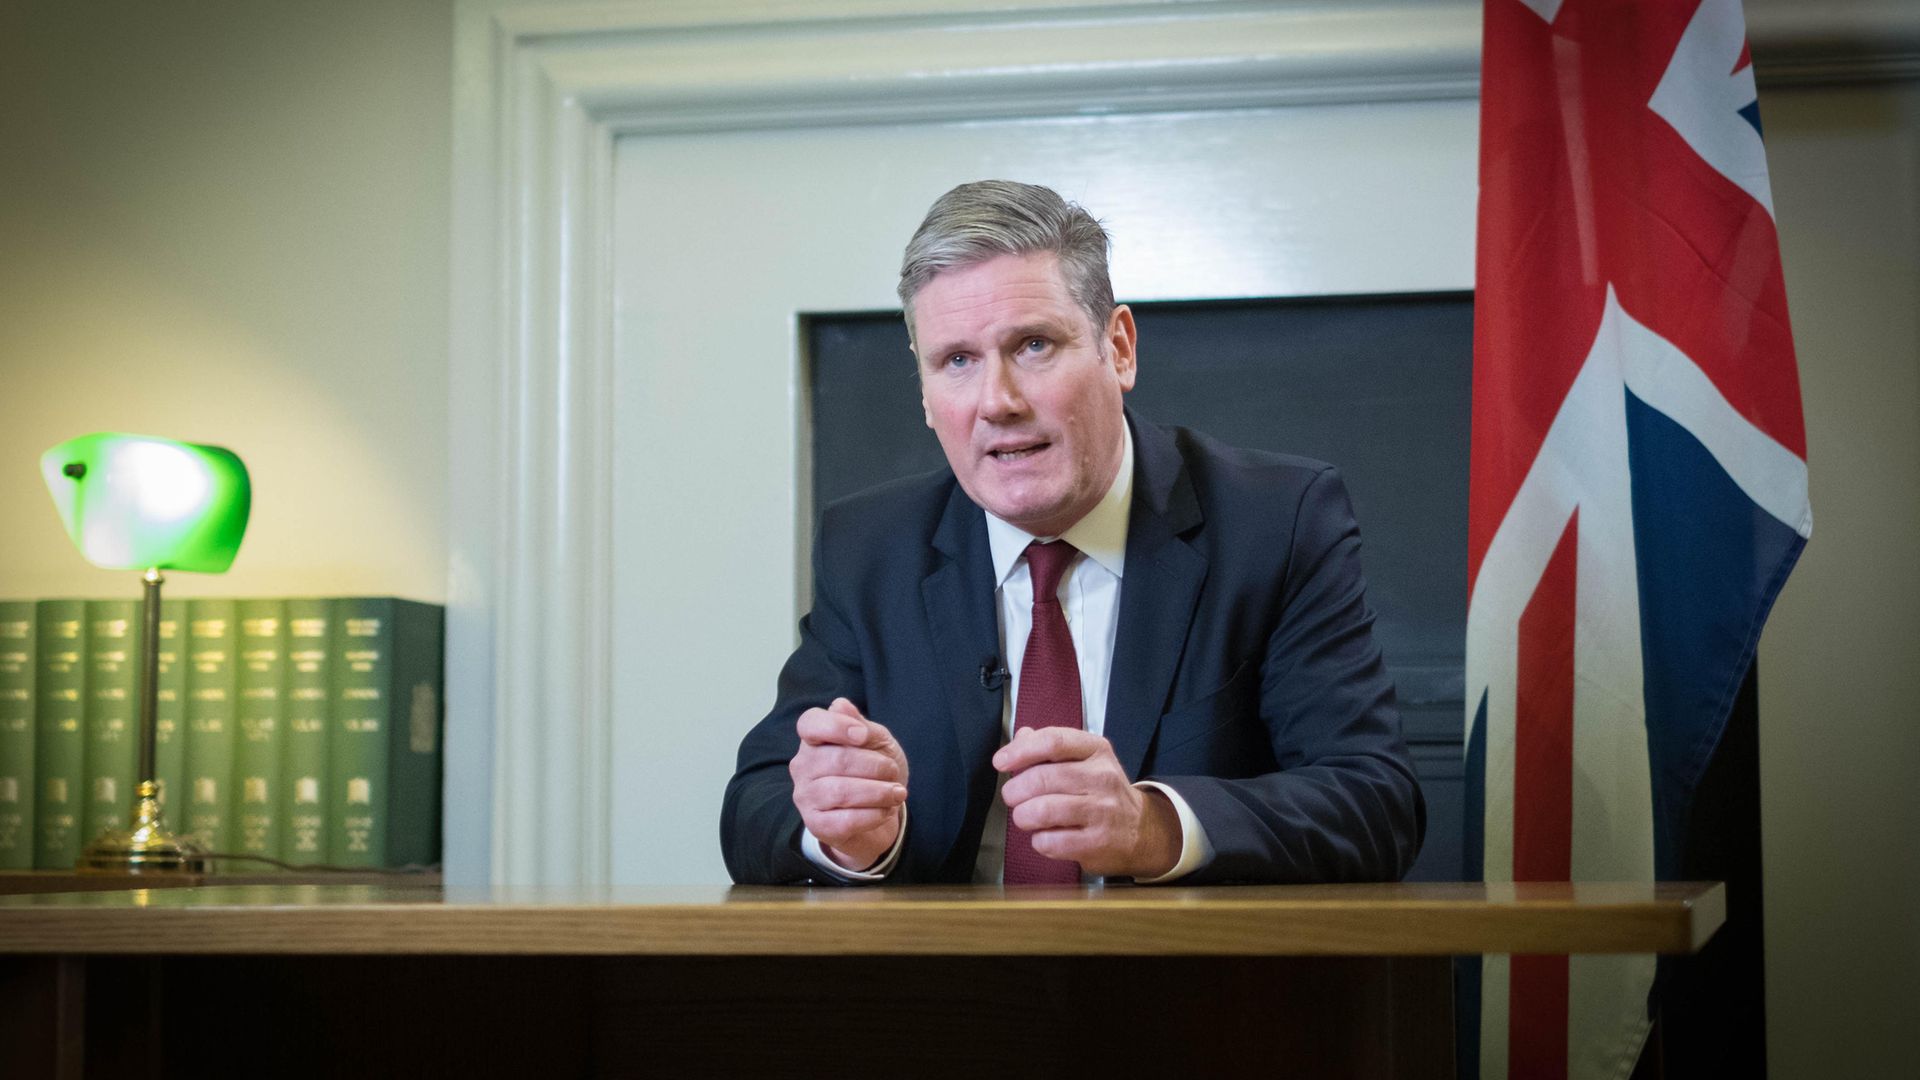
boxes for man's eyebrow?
[1006,320,1075,343]
[917,337,968,362]
[919,318,1078,363]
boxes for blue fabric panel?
[1624,390,1804,879]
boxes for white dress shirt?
[803,430,1214,883]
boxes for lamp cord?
[190,852,441,875]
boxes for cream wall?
[1758,80,1920,1076]
[0,0,452,603]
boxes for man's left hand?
[992,727,1181,879]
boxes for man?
[722,180,1423,885]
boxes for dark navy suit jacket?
[721,412,1425,884]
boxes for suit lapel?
[920,481,1004,876]
[1106,414,1207,780]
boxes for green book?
[183,599,238,853]
[33,599,87,868]
[280,598,331,864]
[233,599,287,862]
[82,599,140,846]
[0,602,35,868]
[328,598,444,868]
[153,599,187,823]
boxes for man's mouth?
[988,442,1049,461]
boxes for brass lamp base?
[78,785,208,874]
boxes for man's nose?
[977,353,1027,421]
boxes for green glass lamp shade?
[41,433,250,572]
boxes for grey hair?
[897,180,1115,347]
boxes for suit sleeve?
[1152,467,1426,884]
[719,524,871,885]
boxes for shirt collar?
[984,425,1133,588]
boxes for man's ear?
[921,392,934,429]
[1106,304,1139,392]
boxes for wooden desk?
[0,882,1722,1079]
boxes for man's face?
[912,252,1137,537]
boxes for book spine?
[384,599,445,869]
[184,599,238,853]
[0,602,35,869]
[153,599,187,824]
[234,599,287,864]
[280,598,331,864]
[33,600,87,868]
[82,599,140,845]
[328,598,387,867]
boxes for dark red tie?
[1003,540,1084,886]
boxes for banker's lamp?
[41,432,251,872]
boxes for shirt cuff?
[799,807,907,883]
[1130,781,1213,884]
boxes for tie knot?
[1025,540,1079,602]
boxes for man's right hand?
[791,698,909,872]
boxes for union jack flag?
[1464,0,1810,1076]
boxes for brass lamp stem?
[137,567,161,785]
[79,567,207,873]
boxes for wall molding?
[445,0,1919,886]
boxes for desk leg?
[0,956,87,1079]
